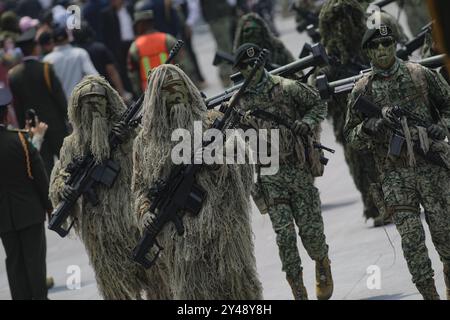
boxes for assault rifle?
[206,43,329,109]
[132,50,270,269]
[248,108,335,165]
[48,40,185,238]
[316,54,446,100]
[397,22,433,60]
[354,96,447,167]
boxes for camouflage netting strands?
[318,0,366,64]
[49,75,171,300]
[234,13,294,66]
[132,64,263,299]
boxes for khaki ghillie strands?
[133,64,263,299]
[49,75,171,300]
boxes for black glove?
[112,121,128,143]
[363,118,388,135]
[61,185,77,202]
[427,124,446,140]
[292,120,311,136]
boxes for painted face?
[80,95,108,118]
[161,77,190,107]
[242,20,263,45]
[237,63,264,86]
[366,37,396,70]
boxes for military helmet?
[233,43,262,68]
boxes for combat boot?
[444,263,450,300]
[286,272,308,300]
[416,278,440,300]
[315,257,334,300]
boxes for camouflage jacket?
[238,72,327,167]
[344,58,450,172]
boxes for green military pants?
[260,165,329,278]
[382,164,450,284]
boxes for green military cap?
[15,27,37,46]
[233,43,262,68]
[134,10,154,24]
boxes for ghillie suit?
[233,13,294,68]
[132,64,262,299]
[49,76,170,300]
[318,0,381,221]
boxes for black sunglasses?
[367,38,395,50]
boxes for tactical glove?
[427,124,446,141]
[61,185,77,202]
[111,121,129,143]
[363,118,388,135]
[293,120,311,136]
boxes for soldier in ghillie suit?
[233,13,295,68]
[233,43,333,300]
[132,64,262,299]
[318,0,382,224]
[49,76,170,300]
[344,21,450,300]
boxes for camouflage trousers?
[260,164,329,278]
[382,164,450,284]
[343,143,380,219]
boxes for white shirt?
[117,6,135,42]
[43,44,99,100]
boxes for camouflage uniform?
[345,56,450,299]
[318,0,380,220]
[233,13,295,67]
[236,56,332,299]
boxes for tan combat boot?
[315,257,334,300]
[444,263,450,300]
[416,278,440,300]
[286,272,308,300]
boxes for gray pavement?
[1,5,446,300]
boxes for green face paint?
[367,37,397,70]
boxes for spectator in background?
[9,28,69,175]
[82,0,109,42]
[43,25,98,99]
[0,87,52,300]
[101,0,134,93]
[127,9,179,97]
[19,16,39,33]
[15,0,43,20]
[73,22,132,103]
[134,0,181,37]
[37,31,54,56]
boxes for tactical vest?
[136,32,169,91]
